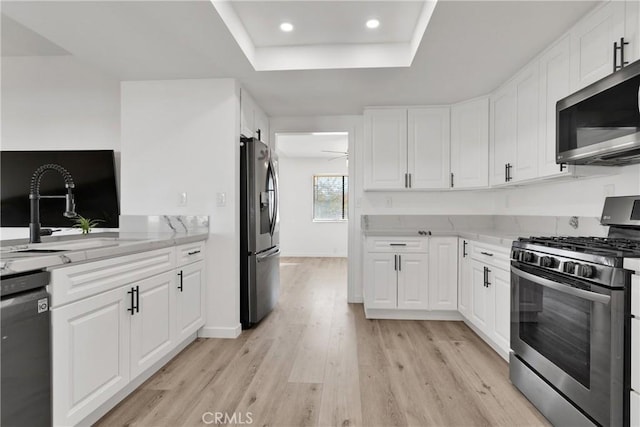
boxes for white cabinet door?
[364,109,407,190]
[176,260,206,342]
[513,64,540,182]
[397,253,429,310]
[52,287,130,427]
[491,267,511,354]
[539,35,572,178]
[428,237,458,311]
[570,0,625,90]
[130,271,175,378]
[470,260,492,334]
[407,107,450,189]
[458,239,472,319]
[489,85,517,186]
[450,98,489,189]
[364,252,398,309]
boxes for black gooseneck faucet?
[29,164,77,244]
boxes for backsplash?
[361,214,607,237]
[118,215,209,234]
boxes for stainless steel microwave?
[556,59,640,165]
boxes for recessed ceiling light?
[366,19,380,29]
[280,22,294,32]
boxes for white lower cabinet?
[52,286,131,427]
[363,236,458,318]
[364,251,428,310]
[396,253,429,310]
[428,237,458,311]
[464,240,511,359]
[491,267,511,352]
[130,271,176,378]
[51,242,207,426]
[458,239,472,318]
[176,260,206,341]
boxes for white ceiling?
[277,132,348,158]
[232,1,423,47]
[215,0,435,70]
[0,1,599,116]
[1,14,69,57]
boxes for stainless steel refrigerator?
[240,136,280,329]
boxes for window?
[313,175,348,221]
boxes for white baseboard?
[280,252,348,258]
[199,324,242,339]
[364,308,463,321]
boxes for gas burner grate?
[519,236,640,257]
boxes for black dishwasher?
[1,269,51,427]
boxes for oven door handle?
[512,267,611,305]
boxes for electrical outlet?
[216,192,226,207]
[385,196,392,208]
[178,192,188,207]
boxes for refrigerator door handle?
[268,159,279,237]
[257,247,281,262]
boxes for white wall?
[121,78,241,338]
[1,55,122,240]
[1,56,120,151]
[278,156,348,257]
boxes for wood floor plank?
[96,258,548,427]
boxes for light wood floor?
[96,257,548,427]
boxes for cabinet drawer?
[176,240,206,267]
[50,247,176,307]
[632,274,640,318]
[471,241,510,270]
[633,318,639,393]
[365,237,427,253]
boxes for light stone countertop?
[1,214,210,277]
[361,214,607,249]
[362,228,527,248]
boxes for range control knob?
[523,252,537,263]
[511,249,520,260]
[563,262,576,274]
[540,256,556,268]
[576,264,595,279]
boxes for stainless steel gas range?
[510,196,640,427]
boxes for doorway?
[274,132,349,258]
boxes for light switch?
[178,192,188,207]
[385,196,392,208]
[216,192,226,207]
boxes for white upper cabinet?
[538,35,572,178]
[240,88,269,144]
[364,109,408,190]
[364,107,450,190]
[450,97,489,189]
[407,108,451,189]
[570,1,626,90]
[490,61,539,185]
[490,84,517,186]
[513,63,540,182]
